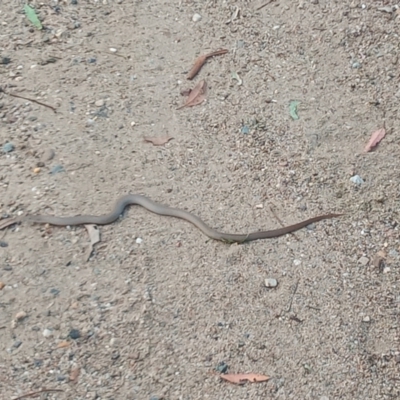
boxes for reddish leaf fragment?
[177,80,207,110]
[69,366,81,383]
[143,135,174,146]
[187,49,228,80]
[364,128,386,152]
[220,373,270,385]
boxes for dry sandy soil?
[1,1,399,399]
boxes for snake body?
[19,194,342,243]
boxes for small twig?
[2,89,57,113]
[269,205,299,241]
[286,279,299,313]
[12,389,63,400]
[256,0,276,11]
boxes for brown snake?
[0,194,342,243]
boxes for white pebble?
[42,328,53,338]
[136,237,143,244]
[15,311,27,321]
[95,99,105,107]
[192,13,202,22]
[265,278,278,288]
[293,259,302,266]
[109,47,117,52]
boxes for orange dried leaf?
[187,49,228,80]
[143,135,174,146]
[364,128,386,152]
[220,373,270,385]
[57,340,70,349]
[177,80,207,109]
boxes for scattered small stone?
[49,165,64,175]
[33,167,41,174]
[383,266,390,273]
[13,340,22,348]
[362,316,371,322]
[110,337,118,346]
[15,311,27,321]
[1,57,11,65]
[95,99,105,107]
[241,125,250,134]
[192,13,202,22]
[216,361,228,373]
[358,256,369,266]
[0,241,8,248]
[87,57,97,63]
[350,175,364,185]
[265,278,278,288]
[43,328,53,338]
[352,61,361,69]
[0,281,5,290]
[57,375,66,381]
[255,204,263,209]
[136,237,143,244]
[50,288,60,296]
[69,329,81,339]
[2,142,15,153]
[111,351,120,360]
[41,148,55,162]
[86,119,95,126]
[109,47,117,53]
[71,0,78,4]
[33,359,43,367]
[293,259,302,266]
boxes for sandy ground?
[0,1,399,399]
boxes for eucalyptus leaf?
[24,4,43,30]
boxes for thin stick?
[1,87,57,113]
[286,279,299,312]
[12,389,64,400]
[256,0,276,11]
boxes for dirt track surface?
[1,1,399,399]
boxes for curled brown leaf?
[364,128,386,152]
[187,49,228,80]
[220,373,270,385]
[177,80,207,110]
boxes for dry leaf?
[144,136,174,146]
[177,80,207,109]
[364,128,386,152]
[187,49,228,80]
[57,340,70,349]
[220,373,270,385]
[69,366,80,383]
[84,224,101,261]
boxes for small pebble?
[350,175,364,185]
[215,361,228,373]
[34,359,43,367]
[265,278,278,288]
[95,99,105,107]
[0,281,5,290]
[57,375,66,381]
[109,47,117,53]
[33,167,41,174]
[69,329,81,339]
[87,57,97,63]
[0,241,8,248]
[49,165,64,175]
[15,311,27,321]
[13,340,22,348]
[136,237,143,244]
[192,13,202,22]
[41,148,55,162]
[43,328,53,338]
[50,288,60,296]
[358,256,369,266]
[2,142,15,153]
[293,259,302,266]
[362,316,370,322]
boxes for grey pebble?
[2,142,15,153]
[350,175,364,185]
[13,340,22,348]
[57,375,66,381]
[49,165,64,174]
[216,361,228,373]
[0,241,8,247]
[41,148,55,162]
[50,288,60,296]
[69,329,81,339]
[358,256,369,266]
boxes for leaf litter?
[187,49,228,80]
[24,4,43,30]
[177,80,207,109]
[144,135,174,146]
[364,127,386,152]
[220,373,270,385]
